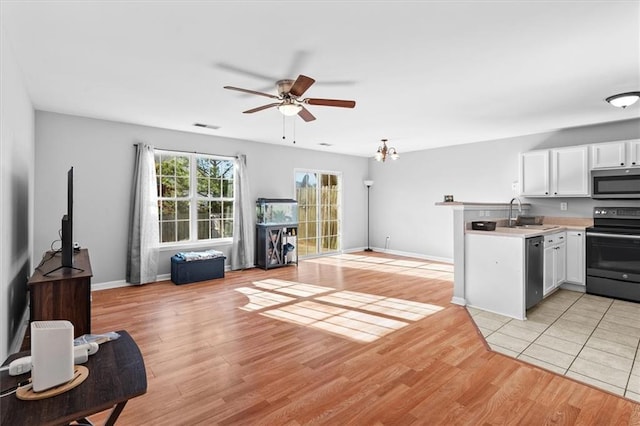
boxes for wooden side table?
[1,330,147,425]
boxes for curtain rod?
[133,143,237,160]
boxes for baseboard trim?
[451,296,467,306]
[92,273,172,291]
[367,248,453,264]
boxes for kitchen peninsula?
[438,201,591,320]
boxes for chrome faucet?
[508,197,522,227]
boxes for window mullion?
[190,154,197,243]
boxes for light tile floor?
[467,289,640,402]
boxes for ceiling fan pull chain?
[293,118,296,144]
[282,115,286,140]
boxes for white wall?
[34,112,370,285]
[368,119,640,261]
[0,26,34,361]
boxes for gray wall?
[0,26,34,361]
[367,119,640,261]
[34,111,370,284]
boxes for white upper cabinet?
[630,140,640,167]
[551,146,590,196]
[520,150,550,196]
[591,139,640,169]
[520,146,589,197]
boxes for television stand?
[28,249,93,338]
[43,264,84,277]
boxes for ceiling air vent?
[318,142,333,147]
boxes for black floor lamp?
[364,180,374,251]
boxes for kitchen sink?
[513,225,559,230]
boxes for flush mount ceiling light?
[605,92,640,108]
[374,139,399,162]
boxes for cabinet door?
[543,245,555,295]
[565,231,585,285]
[591,142,626,168]
[520,151,550,196]
[551,146,590,196]
[555,243,566,287]
[629,140,640,167]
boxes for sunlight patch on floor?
[235,287,296,311]
[253,278,334,297]
[316,291,443,321]
[234,276,445,343]
[262,301,409,343]
[303,255,454,281]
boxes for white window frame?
[156,150,235,249]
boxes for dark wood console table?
[28,249,93,338]
[1,330,147,426]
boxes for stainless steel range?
[586,207,640,303]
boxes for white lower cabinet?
[543,232,566,296]
[464,233,526,319]
[565,230,585,285]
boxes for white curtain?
[126,143,159,284]
[231,154,255,270]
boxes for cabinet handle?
[545,192,549,195]
[554,192,558,195]
[621,162,625,166]
[633,162,637,165]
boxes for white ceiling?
[2,1,639,157]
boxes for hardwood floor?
[88,252,640,425]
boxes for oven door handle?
[587,232,640,240]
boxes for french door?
[294,170,341,257]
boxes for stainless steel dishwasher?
[525,236,544,309]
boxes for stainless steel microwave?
[591,168,640,199]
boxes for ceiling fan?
[223,74,356,122]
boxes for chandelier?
[374,139,399,162]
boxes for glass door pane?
[295,171,341,257]
[320,173,339,253]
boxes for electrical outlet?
[485,211,491,217]
[512,181,519,192]
[478,211,485,217]
[560,202,568,211]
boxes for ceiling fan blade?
[243,103,280,114]
[298,106,316,122]
[224,86,279,99]
[305,98,356,108]
[216,63,278,82]
[289,75,316,97]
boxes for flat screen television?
[61,167,73,267]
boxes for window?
[155,150,234,244]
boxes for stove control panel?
[594,207,640,219]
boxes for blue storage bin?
[171,254,225,285]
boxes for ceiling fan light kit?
[278,103,302,116]
[606,92,640,108]
[375,139,399,162]
[224,74,356,123]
